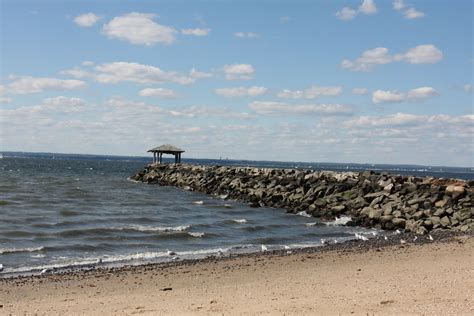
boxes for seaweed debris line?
[131,164,473,234]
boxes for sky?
[0,0,473,167]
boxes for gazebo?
[148,144,184,164]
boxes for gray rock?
[453,209,472,222]
[350,196,366,209]
[407,197,424,206]
[368,208,383,219]
[433,208,445,217]
[392,210,402,218]
[332,205,346,213]
[380,215,393,223]
[412,210,424,220]
[440,216,451,228]
[383,203,393,215]
[415,226,428,235]
[429,216,441,226]
[392,217,406,228]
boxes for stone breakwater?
[131,164,474,234]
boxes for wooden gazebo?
[148,144,184,164]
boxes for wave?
[324,216,352,226]
[188,232,205,238]
[0,246,45,254]
[1,246,235,276]
[122,225,191,233]
[296,211,312,218]
[305,222,324,227]
[232,219,247,224]
[55,225,191,237]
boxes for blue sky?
[0,0,473,166]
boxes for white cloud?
[393,0,406,10]
[372,90,405,104]
[139,88,179,98]
[341,47,392,71]
[181,28,211,36]
[336,0,377,21]
[0,96,88,117]
[0,97,12,104]
[168,106,251,119]
[372,86,439,103]
[41,96,88,112]
[74,13,101,27]
[94,62,195,84]
[82,60,94,66]
[352,88,368,95]
[394,45,442,64]
[359,0,377,14]
[336,7,358,20]
[346,112,425,127]
[249,101,354,116]
[406,87,439,100]
[214,86,267,98]
[102,12,177,46]
[403,8,425,19]
[346,113,474,130]
[190,68,213,79]
[342,44,443,71]
[277,86,343,99]
[61,67,92,79]
[464,84,473,93]
[5,76,86,94]
[393,0,425,19]
[234,32,259,38]
[62,62,212,85]
[223,64,255,80]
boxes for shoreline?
[0,230,469,280]
[1,231,472,314]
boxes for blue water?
[0,152,472,276]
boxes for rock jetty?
[131,164,473,234]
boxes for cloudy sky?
[1,0,472,166]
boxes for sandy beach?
[1,233,473,315]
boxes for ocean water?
[0,153,472,277]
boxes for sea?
[1,152,472,277]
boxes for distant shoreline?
[2,151,473,179]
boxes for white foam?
[324,216,352,226]
[123,225,190,233]
[232,219,247,224]
[0,246,44,255]
[193,201,204,205]
[188,232,205,238]
[296,211,312,218]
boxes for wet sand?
[1,233,473,315]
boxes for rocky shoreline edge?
[131,164,473,234]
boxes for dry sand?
[1,235,473,315]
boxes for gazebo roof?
[147,144,185,153]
